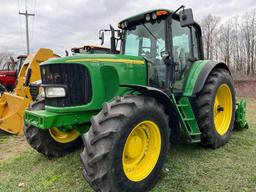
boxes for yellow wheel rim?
[49,127,80,143]
[213,84,233,135]
[122,120,161,182]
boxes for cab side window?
[171,19,199,91]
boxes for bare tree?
[200,9,256,77]
[241,9,256,75]
[200,15,220,60]
[0,51,14,69]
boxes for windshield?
[123,20,166,88]
[123,20,165,59]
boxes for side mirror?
[99,31,105,45]
[179,8,195,27]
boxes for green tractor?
[24,6,248,192]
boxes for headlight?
[45,87,66,98]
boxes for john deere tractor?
[24,7,248,192]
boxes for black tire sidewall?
[111,105,169,191]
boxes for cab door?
[170,18,200,92]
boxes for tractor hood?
[41,54,145,65]
[39,54,147,113]
[25,53,147,130]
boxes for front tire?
[196,68,236,148]
[80,95,169,192]
[24,99,82,157]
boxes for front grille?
[41,64,92,107]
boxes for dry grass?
[0,132,29,162]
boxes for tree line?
[200,8,256,76]
[0,51,14,69]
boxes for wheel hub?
[126,135,143,158]
[217,105,224,112]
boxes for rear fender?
[193,61,230,95]
[183,60,230,96]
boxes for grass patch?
[0,98,255,192]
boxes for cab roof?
[118,9,174,29]
[17,55,27,59]
[118,8,201,35]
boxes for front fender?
[120,84,180,144]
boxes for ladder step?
[190,133,201,136]
[183,118,195,121]
[191,139,201,143]
[177,104,189,107]
[171,94,202,143]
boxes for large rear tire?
[80,95,169,192]
[24,99,82,157]
[196,68,236,148]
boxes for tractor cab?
[103,8,203,92]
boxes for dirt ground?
[0,132,29,162]
[234,80,256,99]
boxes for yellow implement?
[0,48,56,135]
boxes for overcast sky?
[0,0,255,56]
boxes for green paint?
[183,60,210,96]
[25,109,99,130]
[101,66,120,101]
[235,100,249,129]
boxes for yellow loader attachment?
[0,48,57,135]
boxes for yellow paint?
[0,48,57,135]
[49,127,80,143]
[214,84,233,135]
[65,58,144,65]
[122,120,161,182]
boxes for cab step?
[171,95,201,143]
